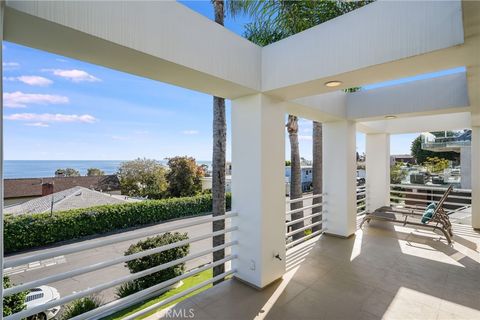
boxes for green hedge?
[5,193,231,253]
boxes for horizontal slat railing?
[4,213,237,320]
[356,186,367,216]
[4,212,237,269]
[285,193,325,249]
[389,184,472,210]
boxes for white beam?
[262,0,466,99]
[231,94,286,288]
[5,1,261,99]
[323,120,357,237]
[347,72,469,121]
[358,112,471,135]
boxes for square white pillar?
[323,120,357,237]
[231,94,286,288]
[471,127,480,229]
[366,133,391,212]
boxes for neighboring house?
[421,130,471,189]
[390,154,415,166]
[4,186,136,216]
[285,166,313,193]
[4,175,121,206]
[201,176,232,193]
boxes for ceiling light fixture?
[385,115,397,120]
[324,80,342,87]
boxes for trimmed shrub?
[3,276,28,317]
[61,296,102,319]
[116,232,189,298]
[5,193,231,253]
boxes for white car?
[25,286,61,320]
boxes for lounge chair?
[360,185,454,243]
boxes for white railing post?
[472,127,480,228]
[366,133,390,212]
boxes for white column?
[471,127,480,229]
[231,94,286,288]
[365,133,391,212]
[323,120,357,237]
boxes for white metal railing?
[356,185,367,216]
[4,213,238,320]
[389,184,472,211]
[285,193,325,249]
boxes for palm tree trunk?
[312,121,323,232]
[287,115,304,241]
[212,0,226,285]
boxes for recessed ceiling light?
[324,80,342,87]
[385,115,397,120]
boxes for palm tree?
[211,0,248,284]
[211,0,227,285]
[312,121,322,232]
[286,115,305,240]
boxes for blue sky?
[2,1,464,161]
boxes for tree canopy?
[239,0,374,46]
[86,168,105,176]
[410,135,458,165]
[165,156,204,197]
[117,158,168,199]
[55,168,80,177]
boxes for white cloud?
[5,76,53,86]
[3,62,20,70]
[25,122,50,127]
[45,69,101,82]
[182,130,199,135]
[5,113,97,124]
[4,91,69,108]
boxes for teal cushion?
[422,208,435,224]
[426,202,436,210]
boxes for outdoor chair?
[360,185,454,243]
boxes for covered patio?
[155,221,480,320]
[1,0,480,319]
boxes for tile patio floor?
[148,220,480,320]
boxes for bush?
[5,193,231,253]
[62,296,102,319]
[3,276,28,317]
[116,232,189,298]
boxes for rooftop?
[4,186,129,215]
[4,175,121,199]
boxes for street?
[6,215,230,304]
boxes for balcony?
[154,220,480,320]
[2,0,480,319]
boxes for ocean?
[4,160,212,179]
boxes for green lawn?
[103,269,213,320]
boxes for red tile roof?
[4,175,121,199]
